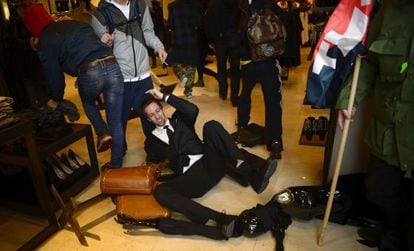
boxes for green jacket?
[336,0,414,171]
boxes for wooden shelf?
[0,119,99,250]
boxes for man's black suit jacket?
[144,95,204,174]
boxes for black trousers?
[237,60,283,149]
[214,43,241,100]
[154,120,246,238]
[365,155,414,251]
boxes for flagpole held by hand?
[317,55,362,245]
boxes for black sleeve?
[165,95,199,128]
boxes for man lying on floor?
[116,88,277,239]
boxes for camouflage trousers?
[172,64,196,88]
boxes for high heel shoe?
[68,149,90,168]
[61,152,81,170]
[44,158,68,180]
[50,155,74,175]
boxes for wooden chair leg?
[50,185,88,246]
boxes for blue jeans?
[77,61,124,167]
[122,76,154,145]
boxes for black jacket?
[204,0,241,46]
[166,0,203,65]
[37,20,112,101]
[145,95,203,174]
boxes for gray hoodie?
[91,0,164,80]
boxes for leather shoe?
[269,140,283,160]
[250,158,278,194]
[51,155,73,175]
[61,152,81,170]
[68,149,90,168]
[97,132,112,152]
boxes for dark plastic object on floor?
[231,123,265,147]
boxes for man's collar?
[156,118,171,130]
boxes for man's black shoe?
[357,226,382,247]
[269,140,283,160]
[251,158,278,194]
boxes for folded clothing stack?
[0,96,19,130]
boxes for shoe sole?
[255,158,278,194]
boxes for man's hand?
[145,88,164,100]
[337,107,356,130]
[47,99,59,110]
[158,48,168,63]
[29,37,39,51]
[101,32,115,46]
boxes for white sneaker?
[180,76,188,87]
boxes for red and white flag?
[306,0,375,108]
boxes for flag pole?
[317,55,363,245]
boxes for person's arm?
[146,88,199,127]
[141,4,166,62]
[336,56,377,129]
[37,47,66,102]
[90,14,115,46]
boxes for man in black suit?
[134,88,277,239]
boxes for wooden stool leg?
[50,185,88,246]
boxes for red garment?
[24,5,54,37]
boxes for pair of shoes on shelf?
[184,87,192,99]
[44,152,89,191]
[97,132,112,153]
[67,149,90,169]
[193,79,205,87]
[303,116,329,141]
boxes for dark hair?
[141,96,163,118]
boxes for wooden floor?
[0,47,374,251]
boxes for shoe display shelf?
[0,118,99,250]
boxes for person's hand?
[29,37,39,51]
[158,48,168,63]
[101,32,115,46]
[47,99,59,110]
[145,88,164,100]
[337,107,356,130]
[55,15,72,21]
